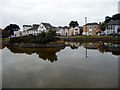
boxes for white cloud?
[0,0,119,29]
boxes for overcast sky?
[0,0,119,30]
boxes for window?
[113,26,115,30]
[111,26,112,30]
[75,32,78,35]
[75,29,78,31]
[94,31,96,34]
[94,26,96,29]
[89,31,92,33]
[89,26,92,29]
[85,26,87,30]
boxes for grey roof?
[107,20,120,25]
[33,24,39,30]
[27,24,39,31]
[23,25,32,27]
[52,26,56,30]
[41,23,52,29]
[62,26,69,29]
[55,27,61,31]
[85,23,98,26]
[27,27,35,31]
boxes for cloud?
[0,0,119,29]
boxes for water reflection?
[2,41,119,88]
[1,41,120,63]
[7,46,65,63]
[65,41,120,56]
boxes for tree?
[69,21,79,28]
[4,24,20,36]
[104,16,111,23]
[98,22,108,32]
[112,14,120,20]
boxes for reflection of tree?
[7,46,65,62]
[98,43,120,56]
[70,46,78,49]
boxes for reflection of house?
[83,23,100,36]
[83,42,101,49]
[65,42,81,49]
[100,43,120,56]
[104,20,120,35]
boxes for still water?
[2,41,119,88]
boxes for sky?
[0,0,119,30]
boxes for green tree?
[112,14,120,20]
[69,21,79,28]
[104,16,111,23]
[4,24,20,37]
[98,22,108,31]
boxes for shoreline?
[59,36,120,41]
[9,41,65,48]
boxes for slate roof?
[23,25,32,27]
[41,23,52,29]
[62,26,69,29]
[107,20,120,25]
[85,23,98,26]
[33,24,39,30]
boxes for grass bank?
[58,36,120,42]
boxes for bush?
[9,29,57,44]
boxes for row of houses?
[13,22,101,37]
[13,19,120,37]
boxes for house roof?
[27,27,35,31]
[107,20,120,25]
[33,24,39,30]
[23,25,32,27]
[85,23,98,26]
[62,26,69,29]
[41,23,52,29]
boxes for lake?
[1,41,119,88]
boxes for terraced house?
[83,23,101,36]
[60,26,81,36]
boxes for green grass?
[2,38,10,40]
[57,35,113,38]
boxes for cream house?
[60,26,80,36]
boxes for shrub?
[9,29,57,44]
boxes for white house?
[55,26,62,36]
[23,25,32,31]
[26,24,40,35]
[73,26,80,35]
[38,22,53,32]
[104,20,120,35]
[23,23,54,36]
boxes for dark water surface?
[2,41,119,88]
